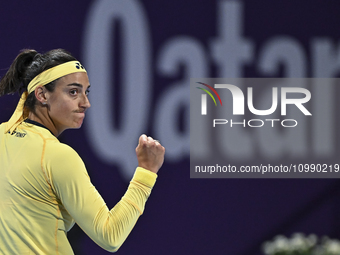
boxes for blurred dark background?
[1,0,340,254]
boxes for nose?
[81,93,91,109]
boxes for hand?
[136,134,165,174]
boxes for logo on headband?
[75,62,85,70]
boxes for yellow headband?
[4,61,87,134]
[27,61,86,94]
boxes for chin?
[72,118,84,129]
[75,121,84,129]
[65,122,83,130]
[71,123,83,129]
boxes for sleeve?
[45,143,157,252]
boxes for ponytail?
[0,49,38,96]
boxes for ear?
[34,86,48,105]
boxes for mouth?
[75,109,86,114]
[75,111,85,119]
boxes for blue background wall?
[1,1,340,254]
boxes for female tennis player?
[0,49,165,254]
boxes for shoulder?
[44,142,89,185]
[45,141,82,163]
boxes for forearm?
[87,167,157,252]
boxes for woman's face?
[45,72,91,133]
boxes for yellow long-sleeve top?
[0,120,157,254]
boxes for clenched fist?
[136,134,165,174]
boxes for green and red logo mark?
[196,82,222,115]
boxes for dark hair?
[0,49,77,115]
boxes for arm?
[46,138,161,252]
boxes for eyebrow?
[67,83,91,89]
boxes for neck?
[28,108,62,137]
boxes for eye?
[70,89,78,96]
[85,89,90,96]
